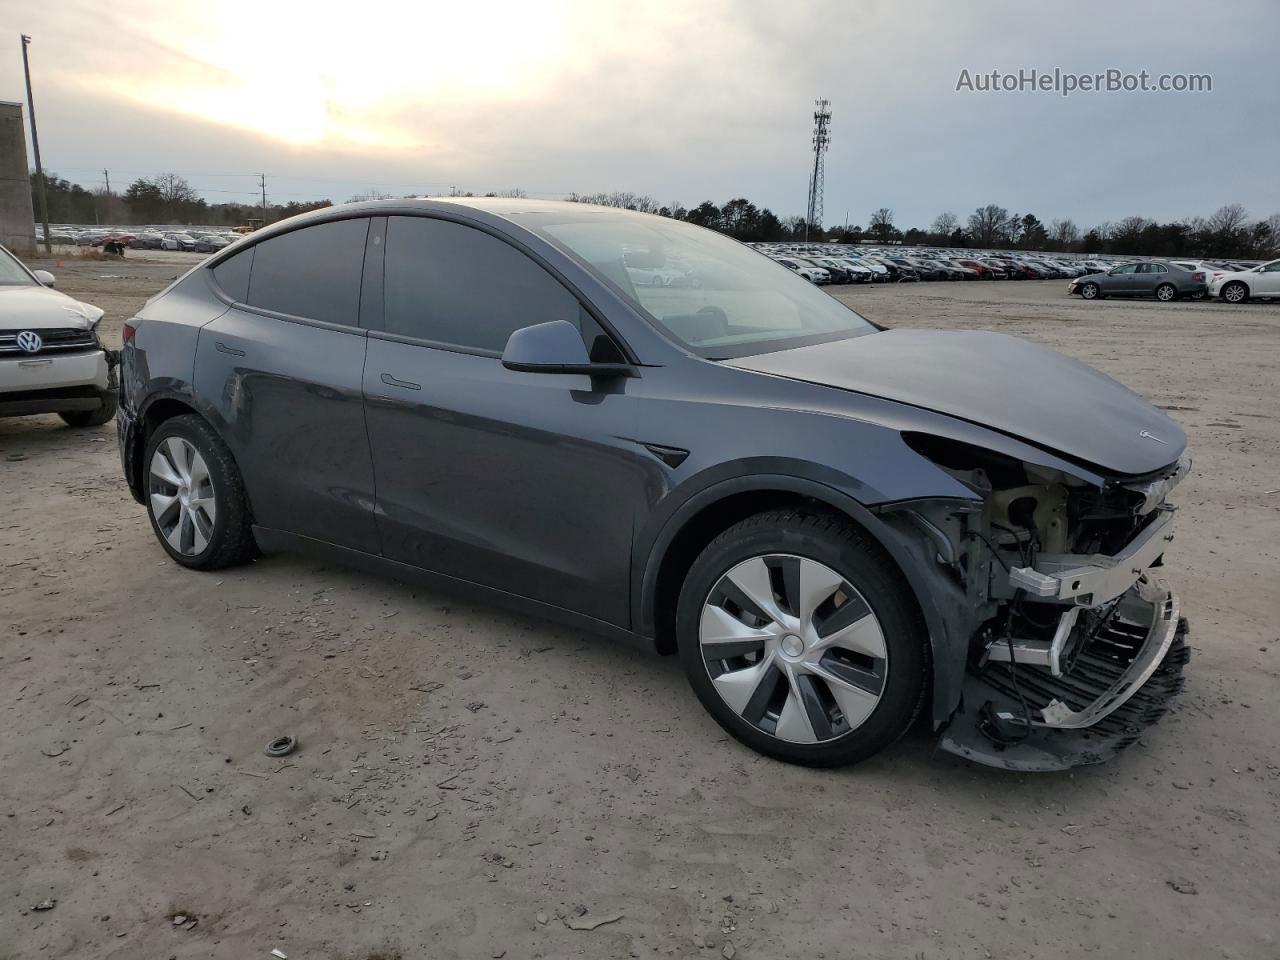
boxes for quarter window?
[380,216,584,353]
[245,218,369,325]
[211,247,253,302]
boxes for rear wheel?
[144,415,257,570]
[1155,283,1177,302]
[676,510,926,767]
[60,391,118,428]
[1222,281,1248,304]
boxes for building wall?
[0,101,36,255]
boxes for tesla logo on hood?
[1139,430,1167,444]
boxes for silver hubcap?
[699,554,888,744]
[1226,285,1242,301]
[1158,287,1173,300]
[1083,285,1096,298]
[149,437,216,556]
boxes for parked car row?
[1066,257,1280,303]
[752,241,1277,305]
[34,225,240,255]
[752,242,1118,287]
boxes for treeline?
[568,195,1280,260]
[30,172,330,227]
[31,172,1280,259]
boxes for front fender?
[633,468,980,729]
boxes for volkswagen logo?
[15,330,43,354]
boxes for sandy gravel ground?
[2,260,1277,960]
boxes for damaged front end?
[889,435,1191,771]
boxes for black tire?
[1155,283,1177,303]
[60,391,118,428]
[144,414,257,570]
[1221,281,1249,304]
[1080,281,1101,300]
[675,509,927,768]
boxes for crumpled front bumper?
[939,577,1189,771]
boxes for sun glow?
[97,0,572,148]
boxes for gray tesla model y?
[117,199,1191,771]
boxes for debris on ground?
[1168,878,1199,895]
[32,898,56,911]
[264,735,298,757]
[565,911,623,931]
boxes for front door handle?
[380,372,421,391]
[216,341,246,357]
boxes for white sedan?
[0,245,116,427]
[772,257,831,284]
[1208,259,1280,303]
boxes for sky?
[1,0,1276,230]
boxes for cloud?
[1,0,1275,224]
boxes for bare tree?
[1205,203,1249,237]
[869,207,895,242]
[152,173,199,206]
[1049,218,1080,249]
[931,211,959,237]
[1265,213,1280,257]
[967,204,1009,247]
[570,191,661,213]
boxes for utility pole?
[804,98,831,243]
[20,35,51,255]
[259,173,267,222]
[103,168,111,224]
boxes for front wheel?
[676,510,927,768]
[1080,281,1101,300]
[1155,283,1177,302]
[1222,281,1248,304]
[144,415,257,570]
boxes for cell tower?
[805,99,831,241]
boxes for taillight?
[121,320,137,344]
[1192,272,1204,281]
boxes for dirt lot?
[2,260,1278,960]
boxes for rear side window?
[246,218,369,325]
[380,216,580,352]
[211,247,253,302]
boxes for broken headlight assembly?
[901,433,1192,770]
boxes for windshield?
[530,210,876,358]
[0,247,36,286]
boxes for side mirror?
[502,320,633,377]
[33,270,55,287]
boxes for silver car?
[1069,261,1207,302]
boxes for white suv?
[0,245,116,427]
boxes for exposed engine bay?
[891,436,1191,770]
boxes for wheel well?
[132,398,199,486]
[650,490,896,655]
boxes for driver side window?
[378,216,620,361]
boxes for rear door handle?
[380,372,421,391]
[216,341,246,357]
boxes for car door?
[360,213,645,627]
[1103,263,1139,294]
[1254,260,1280,296]
[193,217,381,554]
[1134,262,1166,295]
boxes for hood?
[0,285,104,331]
[727,329,1185,477]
